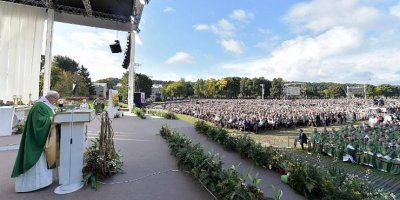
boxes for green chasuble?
[11,102,54,178]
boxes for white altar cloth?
[0,106,15,136]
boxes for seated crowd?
[165,99,399,132]
[310,118,400,174]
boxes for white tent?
[0,2,46,104]
[0,0,147,111]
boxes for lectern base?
[54,182,84,194]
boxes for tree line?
[41,55,400,100]
[162,77,400,99]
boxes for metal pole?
[43,9,54,96]
[260,84,265,100]
[128,31,136,112]
[364,84,367,99]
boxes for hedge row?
[160,125,278,200]
[194,120,395,200]
[147,109,177,119]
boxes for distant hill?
[153,80,174,85]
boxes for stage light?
[109,40,122,53]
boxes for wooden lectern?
[53,109,95,194]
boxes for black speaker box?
[110,40,122,53]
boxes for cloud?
[390,3,400,19]
[53,30,128,81]
[152,72,198,82]
[163,6,175,13]
[284,0,382,33]
[230,9,254,23]
[135,33,143,46]
[210,19,235,38]
[221,27,400,83]
[219,39,245,54]
[194,19,235,37]
[193,24,210,31]
[193,10,253,54]
[165,52,195,64]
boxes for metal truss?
[55,4,130,23]
[81,0,92,17]
[4,0,44,7]
[2,0,131,23]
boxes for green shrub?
[193,121,393,200]
[160,125,266,200]
[132,106,146,119]
[147,109,177,119]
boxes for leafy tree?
[226,77,241,98]
[193,79,205,98]
[270,78,284,99]
[252,77,271,98]
[53,71,89,97]
[239,78,255,98]
[216,78,228,97]
[162,80,186,98]
[119,72,153,101]
[79,65,95,95]
[185,82,194,97]
[162,84,172,99]
[326,84,345,98]
[118,72,129,101]
[204,78,217,98]
[96,78,120,89]
[52,55,80,73]
[136,73,153,98]
[365,84,375,98]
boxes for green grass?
[118,102,128,108]
[175,114,200,124]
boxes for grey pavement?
[0,116,212,200]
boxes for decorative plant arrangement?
[193,121,395,200]
[82,112,123,190]
[159,125,279,200]
[147,109,177,119]
[131,106,146,119]
[14,124,25,135]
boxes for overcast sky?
[52,0,400,85]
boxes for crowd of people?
[165,99,400,132]
[310,119,400,174]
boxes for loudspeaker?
[110,40,122,53]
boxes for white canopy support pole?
[128,31,136,112]
[43,9,55,96]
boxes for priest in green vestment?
[11,91,59,192]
